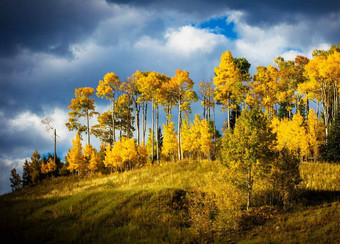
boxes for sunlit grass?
[300,162,340,191]
[0,160,339,243]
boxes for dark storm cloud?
[0,0,113,57]
[106,0,340,25]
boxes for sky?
[0,0,339,194]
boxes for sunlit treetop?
[96,72,121,100]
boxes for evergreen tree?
[10,168,21,191]
[298,100,307,120]
[30,150,42,184]
[278,102,291,120]
[157,127,163,155]
[230,104,241,129]
[323,106,340,162]
[22,159,32,187]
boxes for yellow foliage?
[136,143,148,167]
[271,111,324,160]
[68,87,95,111]
[104,144,114,170]
[271,114,306,157]
[88,150,101,173]
[162,122,178,161]
[248,65,279,114]
[181,115,213,160]
[104,137,144,171]
[303,50,340,137]
[96,72,121,100]
[83,144,94,161]
[181,117,193,156]
[213,50,243,112]
[199,118,213,159]
[306,110,325,160]
[66,134,85,174]
[41,159,56,174]
[120,137,138,164]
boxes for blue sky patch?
[197,16,237,40]
[283,47,303,53]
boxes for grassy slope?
[0,161,339,243]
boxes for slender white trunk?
[247,167,252,210]
[178,98,182,160]
[112,97,116,143]
[156,105,160,164]
[227,97,230,129]
[54,129,56,164]
[152,100,154,163]
[135,99,140,145]
[86,110,90,145]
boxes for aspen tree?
[214,50,243,129]
[169,69,197,160]
[66,87,97,145]
[97,73,121,143]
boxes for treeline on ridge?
[10,44,340,210]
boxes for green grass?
[0,160,339,243]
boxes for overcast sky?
[0,0,339,194]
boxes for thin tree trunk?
[112,98,116,143]
[152,100,154,163]
[227,107,231,129]
[166,105,170,125]
[227,97,230,129]
[120,120,122,140]
[54,129,56,164]
[135,99,140,145]
[306,93,310,118]
[144,103,147,144]
[166,105,169,125]
[323,82,330,140]
[178,98,182,160]
[127,103,130,138]
[156,105,160,164]
[247,167,252,210]
[86,111,90,145]
[208,99,211,121]
[203,101,206,120]
[213,104,216,142]
[142,102,145,144]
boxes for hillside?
[1,160,339,243]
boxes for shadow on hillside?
[0,188,193,244]
[299,190,340,206]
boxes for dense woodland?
[10,44,340,207]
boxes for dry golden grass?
[0,160,339,243]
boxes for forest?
[5,44,340,243]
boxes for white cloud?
[8,108,71,142]
[165,25,228,55]
[225,10,339,74]
[281,50,304,61]
[9,111,48,137]
[136,25,228,57]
